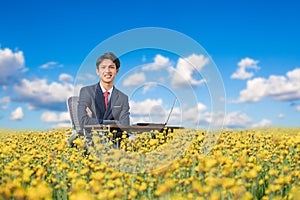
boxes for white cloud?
[40,111,57,122]
[129,98,256,129]
[200,111,254,128]
[142,82,158,94]
[180,101,252,128]
[182,103,207,124]
[13,77,75,111]
[59,73,74,83]
[27,104,37,111]
[236,68,300,103]
[167,103,225,128]
[41,111,70,123]
[252,119,272,128]
[130,98,183,124]
[195,110,252,128]
[170,54,208,88]
[207,112,226,127]
[10,107,24,121]
[296,105,300,112]
[0,48,26,85]
[51,122,71,128]
[77,73,97,81]
[2,86,8,91]
[231,57,259,80]
[130,98,252,129]
[277,113,285,118]
[287,68,300,80]
[223,111,252,128]
[0,96,11,109]
[123,72,146,87]
[142,54,171,71]
[130,99,163,116]
[59,111,70,121]
[166,107,181,124]
[39,61,62,69]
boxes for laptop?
[133,98,177,127]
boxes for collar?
[99,82,114,94]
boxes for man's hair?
[96,52,120,69]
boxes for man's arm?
[118,95,130,126]
[78,87,99,130]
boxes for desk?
[84,124,183,133]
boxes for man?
[77,52,130,135]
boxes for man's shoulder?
[114,87,128,98]
[81,83,98,91]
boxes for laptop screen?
[134,98,177,126]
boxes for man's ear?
[96,68,99,75]
[116,69,119,74]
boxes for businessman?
[77,52,130,136]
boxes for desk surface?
[84,124,183,132]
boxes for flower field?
[0,127,300,200]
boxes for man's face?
[96,59,119,85]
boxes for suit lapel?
[94,83,106,122]
[104,87,119,119]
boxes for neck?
[100,81,113,91]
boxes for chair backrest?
[67,96,80,131]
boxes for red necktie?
[104,91,109,108]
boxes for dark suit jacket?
[77,82,130,131]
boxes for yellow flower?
[129,190,138,198]
[67,171,79,179]
[154,184,168,196]
[26,182,52,200]
[114,178,122,186]
[13,188,26,200]
[69,191,94,200]
[269,169,278,176]
[222,178,235,189]
[139,182,147,192]
[0,186,11,199]
[149,139,158,146]
[191,180,203,194]
[248,156,256,163]
[269,184,281,192]
[22,168,34,183]
[122,132,127,139]
[242,192,253,200]
[248,168,258,179]
[72,138,84,148]
[204,158,218,170]
[209,190,220,200]
[80,168,89,175]
[89,180,101,193]
[187,193,194,199]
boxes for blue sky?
[0,0,299,129]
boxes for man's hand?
[86,107,92,118]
